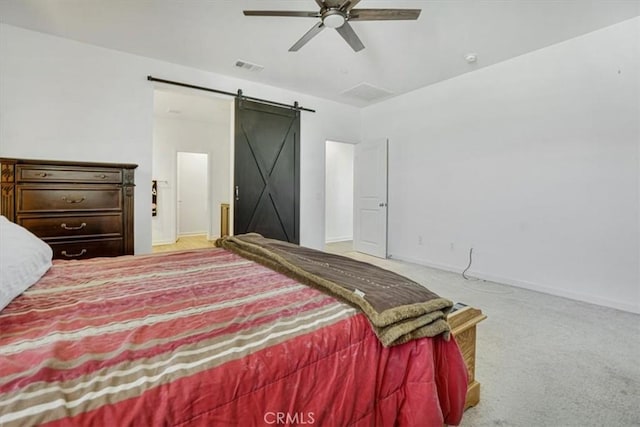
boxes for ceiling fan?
[243,0,421,52]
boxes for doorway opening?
[177,152,209,238]
[324,140,355,254]
[151,87,233,252]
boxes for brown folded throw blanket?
[216,234,453,346]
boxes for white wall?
[325,141,354,243]
[362,18,640,313]
[0,23,361,253]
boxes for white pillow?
[0,215,53,312]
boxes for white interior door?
[353,138,388,258]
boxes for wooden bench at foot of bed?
[447,306,487,410]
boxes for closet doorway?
[151,87,233,250]
[324,140,355,253]
[177,152,209,238]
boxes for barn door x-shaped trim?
[239,119,296,242]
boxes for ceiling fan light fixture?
[243,2,421,52]
[322,10,346,28]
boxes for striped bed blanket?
[0,247,467,426]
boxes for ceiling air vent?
[341,83,393,102]
[235,60,264,72]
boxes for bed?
[1,218,470,426]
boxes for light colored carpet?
[325,241,640,427]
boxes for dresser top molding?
[0,158,138,170]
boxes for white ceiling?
[1,0,639,107]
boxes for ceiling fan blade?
[322,0,343,7]
[289,21,325,52]
[243,10,320,18]
[348,9,421,21]
[335,22,365,52]
[338,0,362,12]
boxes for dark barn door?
[234,99,300,244]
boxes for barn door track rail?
[147,75,315,113]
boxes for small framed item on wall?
[152,180,157,216]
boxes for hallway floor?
[152,235,214,253]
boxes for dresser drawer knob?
[36,172,49,177]
[62,196,86,204]
[61,249,87,258]
[96,174,108,179]
[60,222,87,231]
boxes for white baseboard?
[152,238,176,246]
[473,271,640,314]
[177,232,207,238]
[389,254,462,274]
[325,236,353,244]
[390,253,640,314]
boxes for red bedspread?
[0,248,467,426]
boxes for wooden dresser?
[1,158,137,260]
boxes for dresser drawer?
[49,238,124,260]
[18,213,122,240]
[17,165,122,183]
[2,157,136,260]
[18,187,122,212]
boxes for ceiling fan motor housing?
[322,9,347,28]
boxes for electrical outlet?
[449,242,455,251]
[418,235,423,245]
